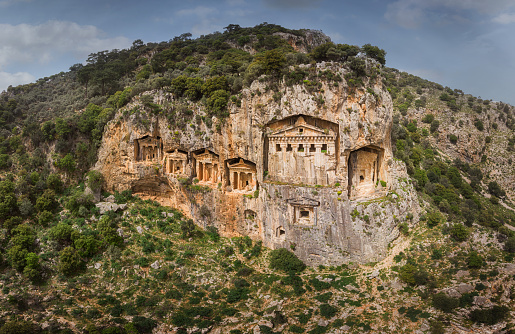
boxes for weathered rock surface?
[95,62,420,264]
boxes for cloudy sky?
[1,0,515,104]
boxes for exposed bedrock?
[95,62,419,264]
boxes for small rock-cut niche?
[193,149,219,184]
[227,158,257,192]
[266,115,338,186]
[348,146,383,199]
[134,135,162,162]
[276,226,286,240]
[165,149,188,175]
[244,209,256,220]
[288,197,320,225]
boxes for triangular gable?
[270,123,329,137]
[138,136,161,145]
[168,149,187,159]
[287,197,320,207]
[228,158,256,171]
[194,149,218,160]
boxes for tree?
[269,248,306,273]
[23,252,42,282]
[467,251,483,268]
[0,180,18,221]
[450,223,469,242]
[180,219,196,239]
[263,49,286,76]
[54,118,71,139]
[46,174,63,193]
[77,65,94,98]
[58,246,82,276]
[35,189,58,212]
[205,89,230,117]
[488,181,506,198]
[432,292,459,313]
[362,44,386,65]
[56,153,76,174]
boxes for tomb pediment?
[227,158,257,172]
[193,149,218,162]
[269,116,335,139]
[287,197,320,207]
[167,149,187,160]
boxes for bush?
[449,134,458,144]
[0,321,41,334]
[426,211,443,227]
[467,251,483,268]
[269,248,306,273]
[38,210,53,226]
[432,292,459,313]
[319,303,338,318]
[86,170,104,192]
[469,305,509,325]
[422,114,434,123]
[505,237,515,253]
[488,181,506,198]
[180,219,196,239]
[450,223,469,242]
[49,222,73,243]
[58,246,82,276]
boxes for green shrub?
[58,246,82,276]
[467,251,483,268]
[319,303,338,318]
[432,292,459,313]
[469,305,509,325]
[269,248,306,273]
[450,223,469,242]
[0,321,41,334]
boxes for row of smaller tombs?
[160,148,257,193]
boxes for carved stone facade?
[96,70,420,266]
[165,149,188,175]
[288,197,319,226]
[193,149,219,185]
[134,136,162,162]
[348,146,383,199]
[267,116,337,186]
[227,158,257,192]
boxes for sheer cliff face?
[95,62,419,265]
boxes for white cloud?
[0,71,35,92]
[385,0,515,28]
[493,12,515,24]
[0,0,32,7]
[0,20,131,70]
[176,6,222,35]
[262,0,323,9]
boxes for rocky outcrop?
[95,62,419,264]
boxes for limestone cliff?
[95,61,419,265]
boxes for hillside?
[0,23,514,334]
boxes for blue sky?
[1,0,515,104]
